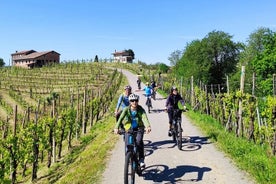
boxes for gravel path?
[101,69,256,184]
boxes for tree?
[0,58,5,67]
[232,27,275,95]
[174,30,242,91]
[157,62,169,73]
[94,55,99,62]
[168,50,183,66]
[126,49,135,59]
[252,29,276,96]
[202,30,243,85]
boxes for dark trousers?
[125,130,144,160]
[168,109,182,125]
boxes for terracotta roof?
[11,50,36,56]
[13,51,60,60]
[112,50,130,56]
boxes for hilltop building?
[112,50,133,63]
[11,50,60,68]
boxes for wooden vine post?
[52,100,56,164]
[191,76,194,107]
[82,87,87,134]
[10,105,18,184]
[238,66,245,137]
[32,101,40,181]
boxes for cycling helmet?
[171,86,178,92]
[124,85,132,90]
[129,94,139,101]
[146,82,149,85]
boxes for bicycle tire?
[177,121,182,150]
[124,152,135,184]
[147,98,151,113]
[172,124,177,142]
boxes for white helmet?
[129,94,139,101]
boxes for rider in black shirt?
[165,86,185,136]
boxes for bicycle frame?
[145,96,152,113]
[121,130,143,184]
[171,109,183,150]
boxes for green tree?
[174,40,210,83]
[126,49,135,59]
[94,55,99,62]
[174,30,242,90]
[202,30,243,85]
[232,27,275,95]
[0,58,5,67]
[157,62,169,73]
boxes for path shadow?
[181,136,211,152]
[149,108,166,113]
[144,135,212,156]
[142,164,211,183]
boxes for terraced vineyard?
[0,62,122,183]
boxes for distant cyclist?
[150,80,158,100]
[150,81,156,89]
[165,86,185,136]
[137,77,141,90]
[143,82,153,107]
[115,85,132,123]
[114,93,151,167]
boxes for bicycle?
[171,109,183,150]
[151,88,156,101]
[145,95,152,113]
[120,129,144,184]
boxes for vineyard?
[0,62,123,183]
[1,61,276,183]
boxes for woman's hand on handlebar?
[145,126,151,134]
[114,128,119,134]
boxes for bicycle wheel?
[147,98,151,113]
[177,122,182,150]
[172,124,177,142]
[124,152,135,184]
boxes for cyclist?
[150,80,158,100]
[143,82,153,108]
[114,93,151,167]
[115,85,132,123]
[150,80,156,89]
[165,86,185,136]
[137,77,141,90]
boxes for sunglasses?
[130,100,138,102]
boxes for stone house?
[11,50,60,68]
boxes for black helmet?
[124,85,132,90]
[171,86,178,92]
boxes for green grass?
[186,110,276,184]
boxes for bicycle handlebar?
[118,128,145,135]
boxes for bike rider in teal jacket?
[143,82,153,107]
[114,94,151,167]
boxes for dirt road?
[101,69,255,184]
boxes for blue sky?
[1,0,275,66]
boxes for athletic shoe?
[139,159,145,167]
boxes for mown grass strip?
[186,110,276,184]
